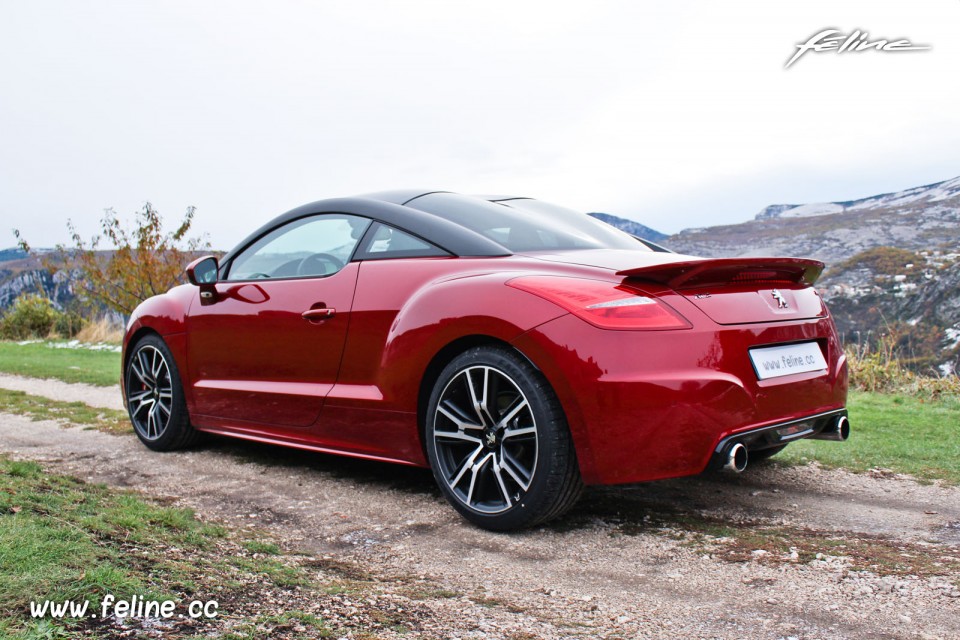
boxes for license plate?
[749,342,827,380]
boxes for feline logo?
[771,289,789,309]
[786,29,930,68]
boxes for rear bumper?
[512,309,848,486]
[707,408,848,471]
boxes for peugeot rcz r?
[122,191,849,530]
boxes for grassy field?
[0,457,339,639]
[780,392,960,484]
[0,341,120,387]
[0,456,441,639]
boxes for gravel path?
[1,380,959,639]
[0,373,123,411]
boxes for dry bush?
[0,293,84,340]
[15,203,210,316]
[74,316,125,344]
[846,333,959,398]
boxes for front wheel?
[125,334,199,451]
[426,346,583,531]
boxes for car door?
[186,213,371,428]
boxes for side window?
[226,214,371,280]
[355,223,449,260]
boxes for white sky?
[2,0,958,249]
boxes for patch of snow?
[46,340,122,353]
[773,203,845,218]
[945,326,960,351]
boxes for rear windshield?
[404,193,647,253]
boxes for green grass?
[0,457,444,639]
[0,341,120,387]
[0,458,211,637]
[0,457,329,639]
[0,388,130,434]
[780,391,960,484]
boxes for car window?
[355,223,449,260]
[404,193,647,252]
[226,214,371,280]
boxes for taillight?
[507,276,691,330]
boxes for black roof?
[221,191,512,266]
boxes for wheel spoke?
[130,358,148,386]
[465,368,489,426]
[134,397,155,415]
[128,389,152,405]
[434,430,482,445]
[151,349,163,379]
[449,445,484,487]
[437,404,483,432]
[137,350,154,384]
[465,452,494,506]
[496,397,528,429]
[503,425,536,440]
[492,459,512,508]
[500,449,532,491]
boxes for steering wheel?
[296,252,345,277]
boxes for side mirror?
[186,255,219,286]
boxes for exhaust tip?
[810,414,851,441]
[724,442,748,473]
[835,415,850,441]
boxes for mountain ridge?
[659,175,960,375]
[754,176,960,221]
[665,175,960,263]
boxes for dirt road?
[1,386,959,639]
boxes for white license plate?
[749,342,827,380]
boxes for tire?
[749,444,787,463]
[426,345,583,531]
[125,334,199,451]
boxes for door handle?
[301,307,336,321]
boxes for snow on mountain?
[755,176,960,220]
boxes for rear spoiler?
[617,257,824,289]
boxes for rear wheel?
[125,334,199,451]
[426,346,583,530]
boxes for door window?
[226,214,371,280]
[355,223,449,260]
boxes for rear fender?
[378,274,568,412]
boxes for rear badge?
[771,289,789,309]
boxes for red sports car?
[122,191,849,530]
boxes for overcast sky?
[2,0,958,249]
